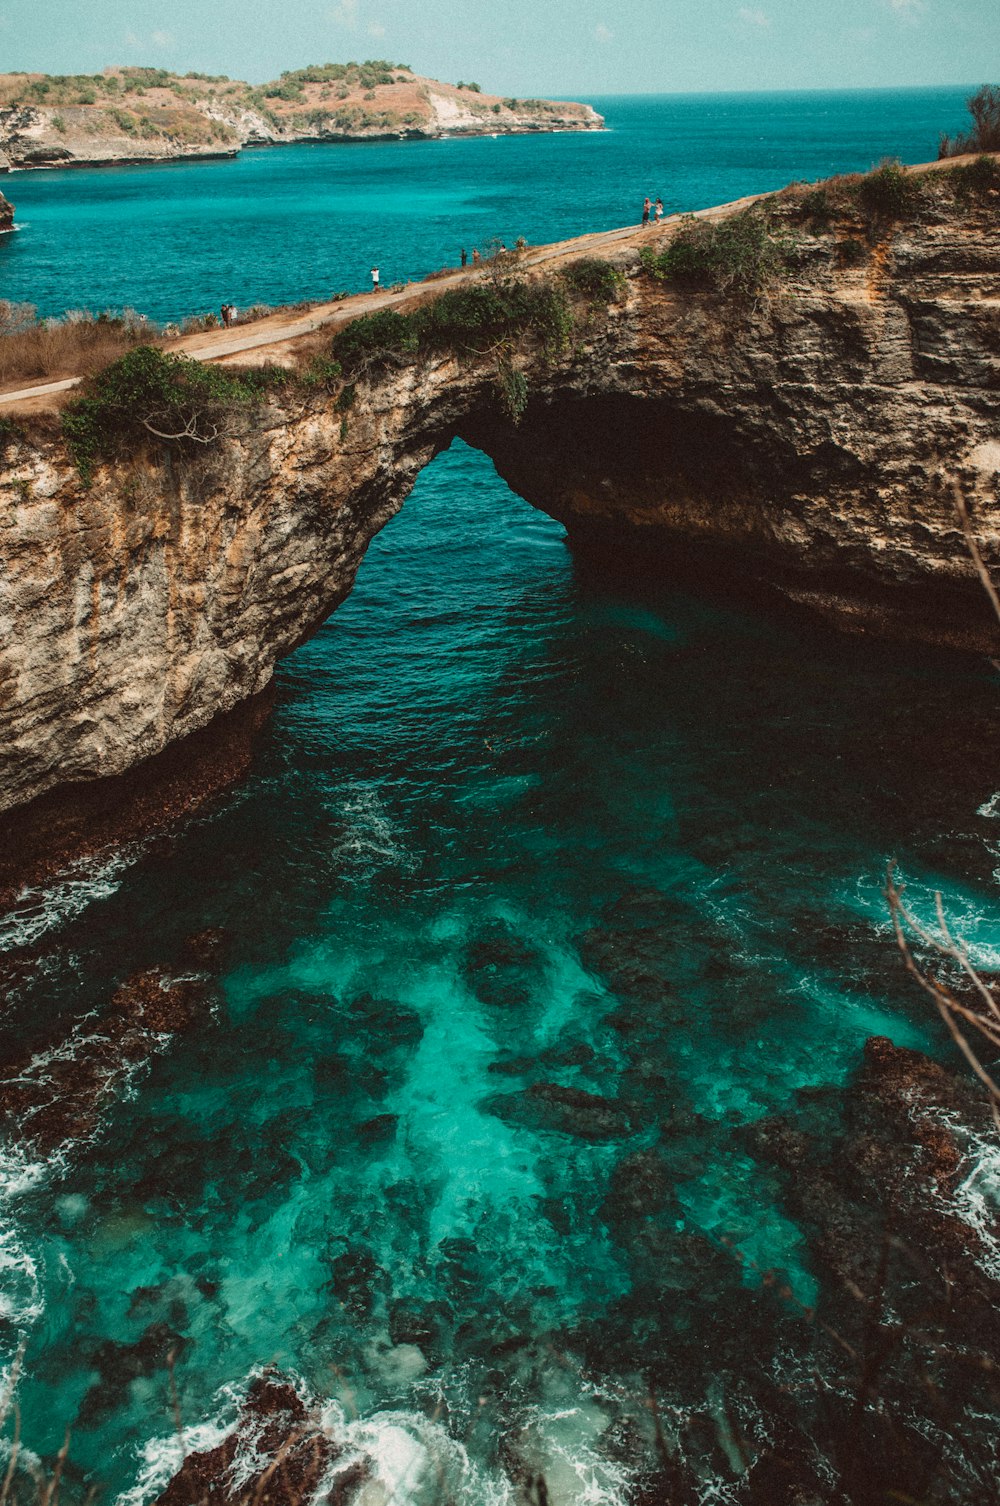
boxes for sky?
[0,0,996,97]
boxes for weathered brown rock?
[0,963,209,1151]
[1,177,999,832]
[0,188,13,230]
[156,1372,341,1506]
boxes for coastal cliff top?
[0,62,602,168]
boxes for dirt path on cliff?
[0,193,769,412]
[2,152,977,413]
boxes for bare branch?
[953,481,1000,629]
[886,865,1000,1120]
[141,415,220,444]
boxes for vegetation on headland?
[46,248,630,478]
[639,208,789,301]
[61,346,290,485]
[939,83,1000,158]
[638,153,999,301]
[0,61,599,164]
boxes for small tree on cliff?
[939,84,1000,157]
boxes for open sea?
[1,88,999,1503]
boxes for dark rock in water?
[747,1031,1000,1414]
[182,926,229,970]
[488,1054,537,1076]
[313,1054,351,1090]
[347,992,423,1049]
[600,1150,676,1227]
[462,919,547,1010]
[434,1236,482,1299]
[483,1081,638,1141]
[325,1460,372,1506]
[325,1246,387,1319]
[388,1297,452,1352]
[538,1195,573,1235]
[155,1370,343,1506]
[0,192,13,232]
[357,1112,398,1146]
[541,1039,596,1068]
[0,967,208,1152]
[79,1322,190,1428]
[530,1081,637,1139]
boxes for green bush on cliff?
[330,280,573,373]
[62,346,289,484]
[855,160,919,225]
[639,209,786,301]
[947,153,1000,199]
[560,257,626,304]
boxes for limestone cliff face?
[1,184,999,820]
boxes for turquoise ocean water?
[1,89,999,1502]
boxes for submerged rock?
[484,1081,639,1140]
[462,919,548,1010]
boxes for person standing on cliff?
[642,197,651,225]
[654,197,664,222]
[460,248,468,267]
[371,266,380,293]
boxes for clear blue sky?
[0,0,996,96]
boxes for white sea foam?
[0,846,140,952]
[116,1416,236,1506]
[933,1113,1000,1280]
[118,1367,637,1506]
[847,866,1000,972]
[321,1404,516,1506]
[332,785,417,877]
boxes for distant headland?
[0,62,604,170]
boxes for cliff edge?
[0,157,998,830]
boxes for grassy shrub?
[560,257,625,303]
[856,160,919,225]
[640,209,786,300]
[799,187,831,228]
[947,153,1000,199]
[331,308,417,369]
[330,280,572,373]
[61,346,288,484]
[0,308,158,387]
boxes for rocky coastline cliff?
[0,188,13,229]
[0,158,998,849]
[0,63,602,169]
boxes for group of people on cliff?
[642,197,664,225]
